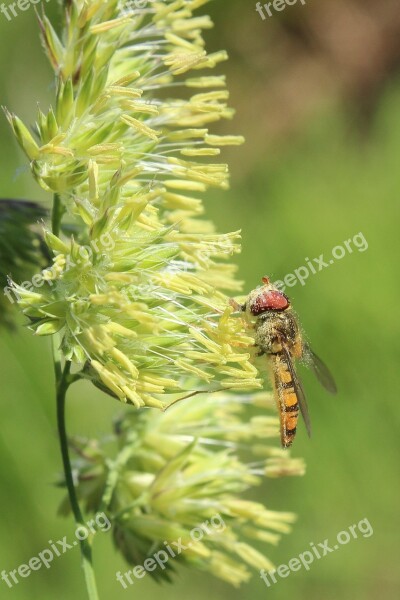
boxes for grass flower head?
[62,390,305,586]
[7,0,260,407]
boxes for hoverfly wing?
[304,345,337,394]
[281,344,312,439]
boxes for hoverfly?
[237,276,337,448]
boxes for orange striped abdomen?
[271,353,300,448]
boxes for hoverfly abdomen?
[272,351,300,448]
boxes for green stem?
[55,357,99,600]
[51,194,99,599]
[51,193,63,237]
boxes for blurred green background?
[0,1,399,599]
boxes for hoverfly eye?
[250,290,289,315]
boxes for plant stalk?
[52,194,99,600]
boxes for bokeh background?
[0,1,399,599]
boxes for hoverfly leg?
[229,298,245,312]
[164,386,234,412]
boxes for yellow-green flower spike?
[6,0,262,408]
[61,391,305,587]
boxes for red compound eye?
[250,290,289,315]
